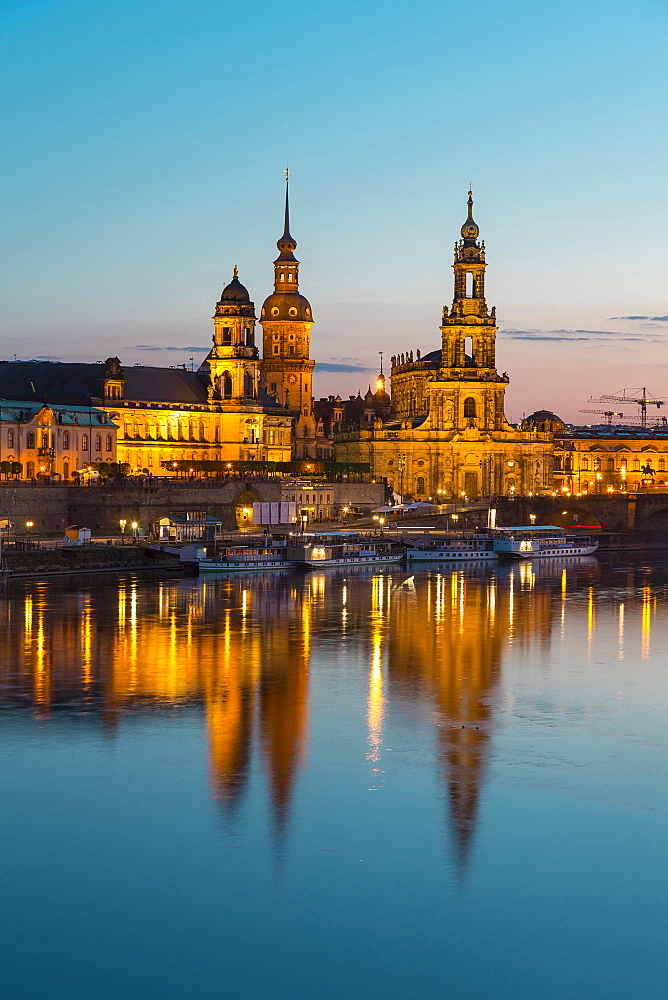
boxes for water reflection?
[2,556,666,866]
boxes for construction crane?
[588,388,668,429]
[579,409,626,425]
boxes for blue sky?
[1,0,667,421]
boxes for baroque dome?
[260,292,313,322]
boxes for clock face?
[287,374,298,385]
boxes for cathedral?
[0,181,321,478]
[335,191,554,499]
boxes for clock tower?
[259,177,317,458]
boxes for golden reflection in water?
[641,586,651,659]
[587,586,595,659]
[367,623,384,764]
[618,602,625,661]
[0,561,604,855]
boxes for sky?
[1,0,667,423]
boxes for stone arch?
[234,488,259,527]
[548,506,602,529]
[636,506,668,531]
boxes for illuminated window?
[81,434,88,450]
[660,459,665,471]
[581,458,588,470]
[7,430,14,448]
[416,476,425,494]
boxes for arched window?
[222,327,232,345]
[415,476,425,494]
[63,461,69,480]
[464,337,474,365]
[466,272,474,297]
[95,434,102,452]
[26,461,35,479]
[581,458,589,470]
[62,432,69,450]
[244,371,254,398]
[464,397,477,418]
[106,434,112,452]
[222,372,232,399]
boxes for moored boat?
[490,526,598,559]
[197,541,288,574]
[405,533,497,562]
[285,533,403,569]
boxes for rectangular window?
[273,346,279,355]
[7,430,14,448]
[81,434,89,450]
[222,327,232,345]
[63,432,69,449]
[26,432,35,449]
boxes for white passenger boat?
[490,526,599,559]
[285,533,403,569]
[405,534,497,562]
[198,542,288,574]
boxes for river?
[1,558,667,998]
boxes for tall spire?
[282,169,293,241]
[277,169,297,259]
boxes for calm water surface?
[1,558,667,999]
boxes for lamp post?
[25,520,34,544]
[529,513,536,525]
[379,516,385,536]
[451,513,459,532]
[119,518,127,544]
[131,521,138,541]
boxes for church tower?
[259,177,317,458]
[200,268,260,403]
[437,190,509,432]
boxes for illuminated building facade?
[553,427,668,494]
[334,192,553,500]
[0,398,116,480]
[0,273,293,476]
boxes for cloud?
[129,344,210,352]
[315,362,372,372]
[609,315,668,322]
[502,327,664,343]
[32,355,61,361]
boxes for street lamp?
[529,513,536,524]
[379,516,385,536]
[119,518,127,544]
[131,521,138,540]
[25,520,34,544]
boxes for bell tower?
[434,190,509,433]
[259,175,317,458]
[200,267,260,403]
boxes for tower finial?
[233,264,238,278]
[282,166,292,241]
[379,350,384,375]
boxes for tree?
[10,462,23,479]
[0,461,11,481]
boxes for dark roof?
[420,349,441,367]
[0,361,289,412]
[0,361,108,403]
[122,367,208,404]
